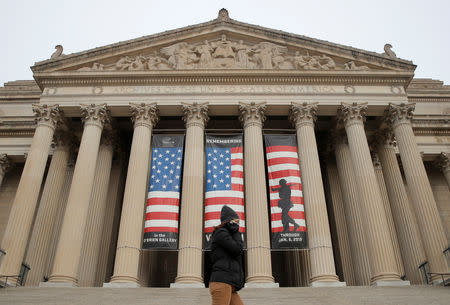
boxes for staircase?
[0,286,449,305]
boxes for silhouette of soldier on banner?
[272,179,300,232]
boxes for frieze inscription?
[111,85,337,95]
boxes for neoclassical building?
[0,9,448,288]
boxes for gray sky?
[1,0,449,86]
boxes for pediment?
[32,9,416,77]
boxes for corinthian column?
[47,104,110,286]
[334,133,371,286]
[385,103,448,283]
[290,103,343,287]
[172,102,208,287]
[0,104,62,280]
[371,151,405,278]
[108,103,159,287]
[337,103,406,286]
[325,157,355,286]
[78,130,116,287]
[0,154,12,188]
[435,152,450,189]
[239,102,276,286]
[376,129,427,284]
[25,127,72,286]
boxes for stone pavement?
[0,286,449,305]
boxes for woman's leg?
[209,282,232,305]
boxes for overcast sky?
[1,0,449,86]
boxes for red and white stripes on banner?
[145,191,179,233]
[204,146,245,233]
[266,145,306,232]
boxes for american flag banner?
[204,135,245,249]
[264,135,307,249]
[143,135,184,249]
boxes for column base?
[311,281,346,287]
[170,282,205,288]
[103,282,141,288]
[245,282,279,288]
[371,280,410,287]
[40,281,77,288]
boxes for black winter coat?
[209,227,245,291]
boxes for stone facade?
[0,10,449,287]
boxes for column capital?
[52,118,75,149]
[182,102,209,128]
[371,151,382,170]
[101,130,118,147]
[80,103,111,129]
[434,152,450,174]
[52,130,73,149]
[289,102,318,128]
[239,102,266,128]
[130,103,159,129]
[32,104,63,130]
[0,153,12,175]
[383,103,415,129]
[373,128,396,149]
[337,102,368,128]
[332,128,348,146]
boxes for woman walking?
[209,205,245,305]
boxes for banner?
[204,135,245,249]
[143,135,184,249]
[264,135,307,249]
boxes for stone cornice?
[33,70,414,90]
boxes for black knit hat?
[220,205,239,223]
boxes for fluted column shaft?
[78,133,115,287]
[325,160,355,285]
[174,102,208,286]
[372,153,405,278]
[335,139,371,285]
[377,135,427,284]
[96,158,124,285]
[0,105,61,278]
[45,161,74,280]
[0,154,12,188]
[239,102,274,284]
[25,131,71,286]
[385,103,448,282]
[110,103,158,286]
[290,103,340,285]
[49,104,110,285]
[338,103,402,284]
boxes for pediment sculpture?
[77,34,370,72]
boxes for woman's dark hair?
[213,220,230,233]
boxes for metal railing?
[419,261,430,284]
[427,272,450,287]
[0,262,30,288]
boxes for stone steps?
[0,286,449,305]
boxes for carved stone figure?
[161,42,197,69]
[344,61,370,71]
[382,43,397,58]
[253,42,286,69]
[318,55,336,70]
[195,40,213,68]
[211,34,236,68]
[235,40,251,68]
[51,45,63,59]
[76,35,370,72]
